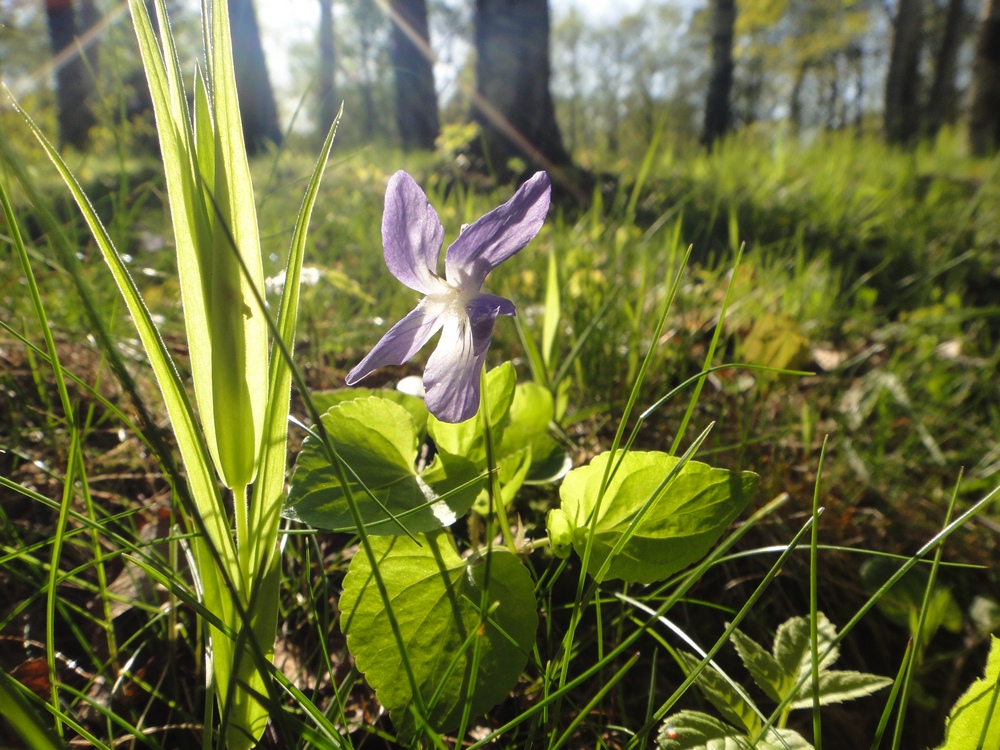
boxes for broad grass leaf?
[339,533,537,741]
[677,652,761,734]
[542,247,560,369]
[285,398,480,534]
[656,710,811,750]
[936,635,1000,750]
[557,451,756,583]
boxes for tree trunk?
[317,0,338,137]
[389,0,440,150]
[884,0,924,144]
[968,0,1000,154]
[789,59,810,133]
[701,0,736,148]
[229,0,282,154]
[926,0,965,137]
[471,0,572,178]
[45,0,98,150]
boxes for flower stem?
[479,367,518,554]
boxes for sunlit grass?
[1,100,999,747]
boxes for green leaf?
[970,596,1000,638]
[677,652,761,734]
[936,635,1000,750]
[428,363,516,465]
[656,711,811,750]
[861,558,964,642]
[312,388,429,440]
[787,670,892,709]
[204,0,269,491]
[472,447,532,516]
[340,533,538,741]
[557,451,756,583]
[738,613,891,710]
[501,382,569,483]
[773,612,840,698]
[730,627,784,704]
[285,398,481,534]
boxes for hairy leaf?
[656,711,811,750]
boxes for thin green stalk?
[45,432,80,736]
[480,367,517,554]
[891,470,962,750]
[74,446,119,685]
[469,493,793,749]
[625,509,820,747]
[549,651,641,750]
[669,243,743,456]
[810,437,828,749]
[638,649,658,750]
[458,370,505,744]
[556,245,692,699]
[869,640,914,750]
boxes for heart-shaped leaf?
[311,387,429,439]
[551,451,756,583]
[285,397,480,534]
[340,532,538,741]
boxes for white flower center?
[423,285,477,323]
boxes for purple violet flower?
[346,170,552,423]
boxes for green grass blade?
[890,471,962,750]
[669,243,743,456]
[11,94,234,571]
[542,246,560,371]
[0,668,67,750]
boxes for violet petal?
[445,171,551,289]
[382,171,447,295]
[423,314,490,423]
[345,303,443,385]
[467,293,515,356]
